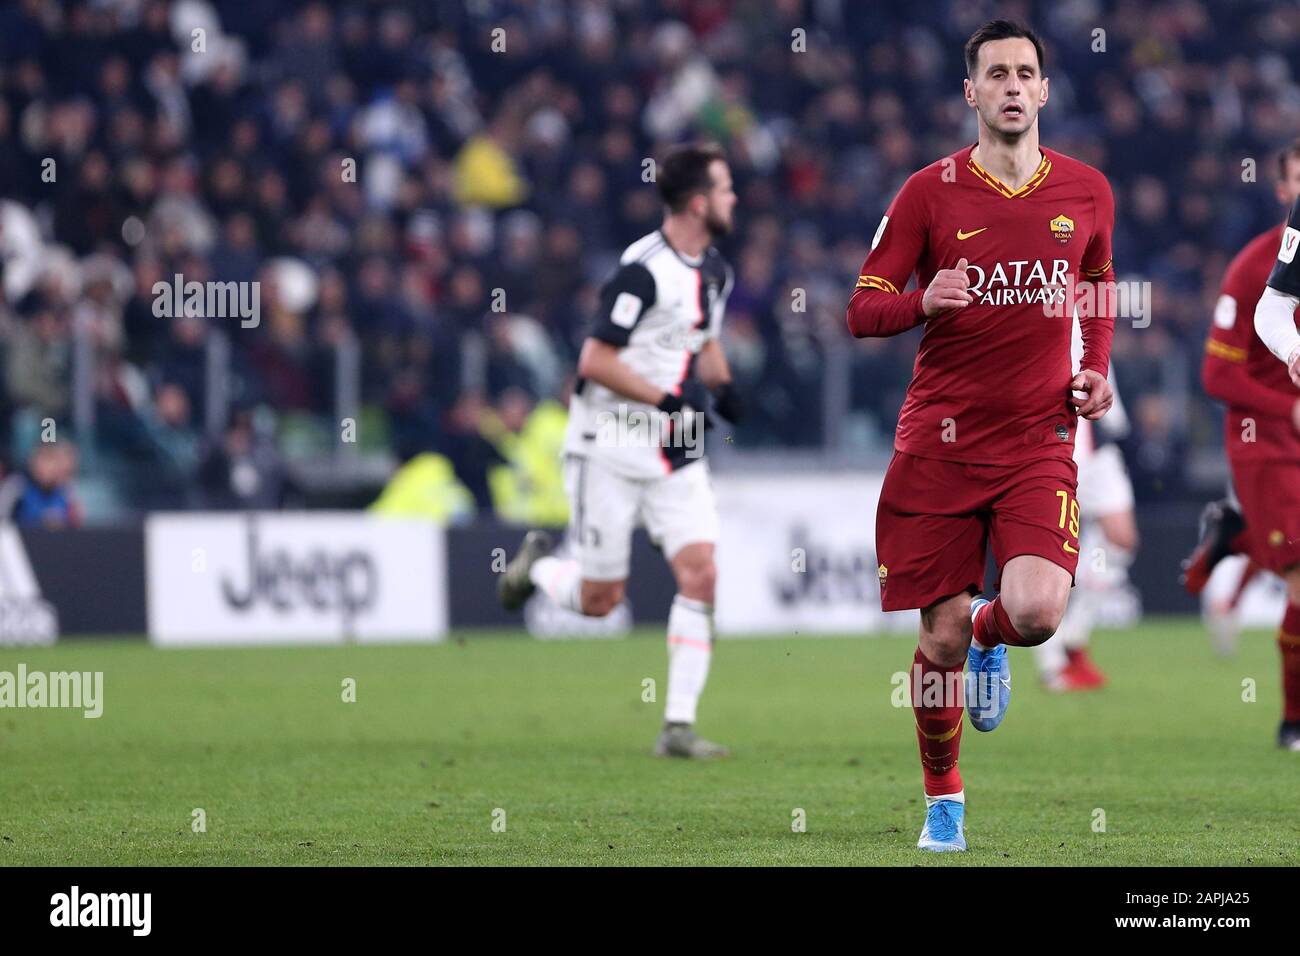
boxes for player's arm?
[1203,271,1297,418]
[1254,198,1300,387]
[693,338,729,390]
[1256,287,1300,386]
[846,174,959,337]
[577,339,666,405]
[1071,175,1118,419]
[1202,308,1298,416]
[577,263,701,413]
[693,338,744,423]
[694,262,743,422]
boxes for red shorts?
[1232,457,1300,575]
[876,451,1080,611]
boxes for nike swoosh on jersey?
[1063,541,1079,554]
[956,227,988,240]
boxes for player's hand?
[1288,345,1300,388]
[921,257,974,317]
[658,380,713,428]
[1291,399,1300,436]
[1069,369,1113,420]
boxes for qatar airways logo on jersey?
[965,258,1151,326]
[964,258,1070,306]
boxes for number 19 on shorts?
[1056,490,1080,554]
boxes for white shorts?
[563,455,720,581]
[1076,442,1135,518]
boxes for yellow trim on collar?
[967,152,1052,199]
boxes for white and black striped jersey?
[1266,197,1300,297]
[565,230,734,478]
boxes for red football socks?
[1280,603,1300,723]
[972,595,1033,648]
[911,646,964,796]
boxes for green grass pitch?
[0,619,1296,866]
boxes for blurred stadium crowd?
[0,0,1298,523]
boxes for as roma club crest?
[1049,213,1074,245]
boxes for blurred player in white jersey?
[1033,316,1139,690]
[498,143,743,758]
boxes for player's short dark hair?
[1277,139,1300,180]
[964,19,1045,78]
[657,142,727,212]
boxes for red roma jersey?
[1204,223,1300,462]
[847,144,1116,465]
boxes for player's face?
[701,160,737,238]
[964,38,1048,141]
[1276,156,1300,209]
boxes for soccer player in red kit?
[1193,140,1300,751]
[845,19,1116,851]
